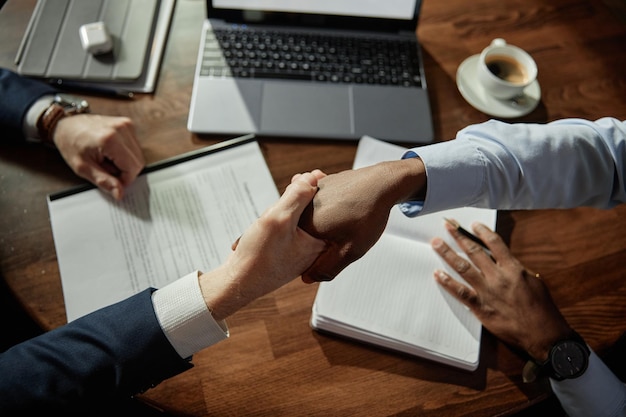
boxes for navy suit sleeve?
[0,288,193,414]
[0,67,57,138]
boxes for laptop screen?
[212,0,418,20]
[208,0,422,32]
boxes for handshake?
[258,152,568,373]
[292,157,427,284]
[211,158,427,320]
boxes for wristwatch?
[36,93,90,144]
[523,331,590,382]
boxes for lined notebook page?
[311,136,496,370]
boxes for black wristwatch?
[524,331,590,382]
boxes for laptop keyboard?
[200,27,423,87]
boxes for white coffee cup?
[477,38,537,100]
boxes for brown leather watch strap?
[36,102,67,145]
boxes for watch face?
[55,94,90,114]
[551,341,589,379]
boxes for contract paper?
[48,137,278,322]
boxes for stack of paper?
[48,136,278,322]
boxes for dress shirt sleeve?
[400,117,626,216]
[398,118,626,416]
[550,350,626,417]
[152,270,229,359]
[23,95,56,140]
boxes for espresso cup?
[477,38,537,100]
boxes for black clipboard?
[48,134,257,201]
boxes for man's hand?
[298,158,426,283]
[431,221,574,362]
[53,114,145,200]
[199,172,327,321]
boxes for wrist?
[198,267,245,322]
[523,329,590,383]
[527,325,577,362]
[34,94,90,144]
[382,157,426,205]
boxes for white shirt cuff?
[23,95,55,141]
[152,270,229,359]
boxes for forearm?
[0,289,191,413]
[410,118,626,215]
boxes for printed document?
[48,138,278,322]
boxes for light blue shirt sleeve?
[401,117,626,416]
[549,351,626,417]
[400,117,626,216]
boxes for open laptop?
[187,0,434,144]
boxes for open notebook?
[310,136,496,371]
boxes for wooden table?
[1,0,626,415]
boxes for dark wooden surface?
[1,0,626,416]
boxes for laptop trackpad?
[260,82,352,136]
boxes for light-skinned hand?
[53,114,145,200]
[199,172,327,321]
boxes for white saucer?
[456,54,541,118]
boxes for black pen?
[443,217,489,250]
[48,79,134,99]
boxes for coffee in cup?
[477,38,537,100]
[485,54,529,84]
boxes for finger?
[301,240,363,283]
[101,158,122,177]
[470,222,513,262]
[301,275,315,284]
[294,225,327,255]
[118,118,143,158]
[101,141,144,187]
[86,167,125,200]
[100,123,145,186]
[291,169,326,183]
[231,235,241,251]
[301,250,347,282]
[271,172,319,222]
[104,116,143,159]
[431,236,482,287]
[443,220,495,273]
[433,269,481,310]
[310,169,327,180]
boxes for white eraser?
[79,22,113,55]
